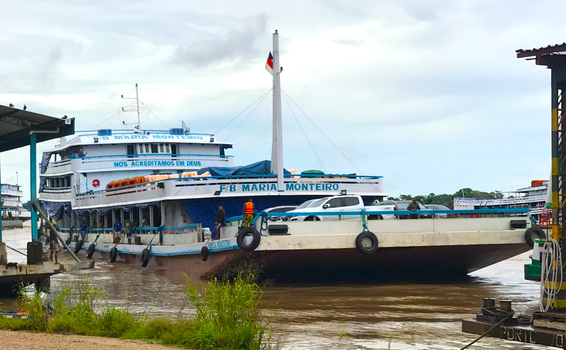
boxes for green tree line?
[387,188,504,209]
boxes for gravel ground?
[0,330,181,350]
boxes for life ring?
[525,226,546,248]
[201,246,209,261]
[140,248,151,267]
[109,247,118,262]
[236,227,261,252]
[86,244,96,259]
[355,231,379,254]
[73,240,84,254]
[92,179,100,187]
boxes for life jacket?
[244,201,254,214]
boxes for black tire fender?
[140,248,151,267]
[201,246,209,261]
[109,247,118,262]
[355,231,379,254]
[86,244,96,259]
[65,236,72,246]
[525,226,546,248]
[73,240,84,255]
[237,227,261,252]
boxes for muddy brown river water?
[0,225,548,349]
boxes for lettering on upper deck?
[113,160,202,168]
[97,135,204,141]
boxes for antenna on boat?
[271,30,284,192]
[121,83,142,132]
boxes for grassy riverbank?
[0,276,273,349]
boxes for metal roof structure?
[516,43,566,58]
[516,43,566,67]
[0,105,75,152]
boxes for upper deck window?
[133,143,173,155]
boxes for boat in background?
[454,180,547,224]
[1,183,24,229]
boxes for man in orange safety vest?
[242,199,255,227]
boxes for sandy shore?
[0,330,180,349]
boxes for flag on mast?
[265,52,274,75]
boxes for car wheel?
[305,216,320,221]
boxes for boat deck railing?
[230,208,531,225]
[454,194,546,206]
[58,224,200,237]
[72,173,384,207]
[74,129,214,137]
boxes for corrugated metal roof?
[0,105,75,152]
[516,43,566,58]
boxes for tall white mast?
[135,83,141,131]
[121,83,141,132]
[271,30,284,192]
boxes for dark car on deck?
[264,205,298,222]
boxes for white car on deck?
[289,195,369,221]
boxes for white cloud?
[0,0,560,200]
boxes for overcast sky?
[0,0,562,200]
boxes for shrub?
[0,274,274,350]
[98,306,136,338]
[185,275,270,349]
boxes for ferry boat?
[1,183,24,228]
[38,31,534,281]
[453,180,548,223]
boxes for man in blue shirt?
[113,218,123,243]
[80,219,87,241]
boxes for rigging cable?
[91,102,134,130]
[142,105,206,134]
[224,91,271,142]
[141,102,171,129]
[540,238,563,312]
[282,93,326,173]
[214,88,273,136]
[282,90,364,175]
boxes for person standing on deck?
[242,199,255,227]
[50,221,60,264]
[113,217,123,243]
[124,219,133,244]
[407,198,420,219]
[214,205,225,240]
[80,219,88,240]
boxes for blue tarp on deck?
[197,160,290,177]
[41,201,71,221]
